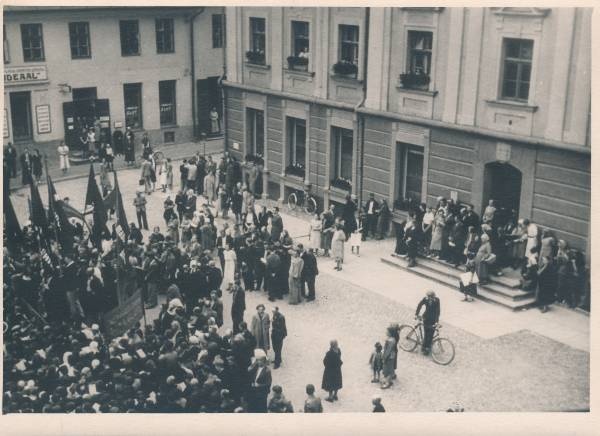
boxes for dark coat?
[231,286,246,316]
[271,312,287,341]
[300,251,318,278]
[322,348,343,391]
[416,296,441,326]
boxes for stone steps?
[381,255,537,311]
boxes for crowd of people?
[391,197,589,312]
[2,149,350,413]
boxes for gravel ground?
[8,169,590,412]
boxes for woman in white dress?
[350,211,363,256]
[309,213,322,253]
[331,224,346,271]
[57,141,70,174]
[158,158,168,192]
[221,245,237,292]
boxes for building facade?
[222,7,591,255]
[3,6,225,157]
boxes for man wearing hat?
[270,207,284,242]
[250,304,270,353]
[415,290,441,355]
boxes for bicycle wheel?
[431,338,455,365]
[397,325,419,352]
[304,196,317,214]
[287,192,298,211]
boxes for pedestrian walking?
[133,191,148,230]
[459,262,478,302]
[271,307,287,369]
[322,339,343,402]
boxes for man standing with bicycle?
[415,290,440,355]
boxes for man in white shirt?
[364,193,379,240]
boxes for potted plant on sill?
[399,71,431,91]
[332,60,358,78]
[285,163,305,178]
[246,50,266,65]
[287,55,309,71]
[331,177,352,191]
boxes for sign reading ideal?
[4,66,48,85]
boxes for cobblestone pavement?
[8,166,590,412]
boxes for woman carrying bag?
[459,262,479,302]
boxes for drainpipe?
[356,7,370,207]
[189,7,206,140]
[221,10,228,152]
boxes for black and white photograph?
[0,2,596,434]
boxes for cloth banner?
[103,288,143,339]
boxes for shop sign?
[4,66,48,85]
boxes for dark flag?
[85,164,107,221]
[103,186,117,211]
[4,195,23,253]
[113,171,129,241]
[46,170,76,254]
[29,181,49,236]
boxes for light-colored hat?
[253,349,267,360]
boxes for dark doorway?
[63,98,111,155]
[483,162,522,226]
[10,91,33,141]
[72,87,98,101]
[197,76,221,137]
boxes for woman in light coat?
[288,250,304,305]
[221,244,237,292]
[474,233,493,284]
[429,209,446,258]
[331,224,346,271]
[309,213,322,253]
[203,170,216,205]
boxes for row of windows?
[5,15,224,62]
[246,109,353,182]
[123,80,177,129]
[246,17,533,102]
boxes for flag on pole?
[29,180,49,236]
[113,170,129,241]
[84,164,107,221]
[4,195,23,253]
[46,167,76,254]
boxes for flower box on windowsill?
[246,50,266,65]
[285,164,305,179]
[330,178,352,192]
[287,56,309,71]
[399,72,431,91]
[332,61,358,78]
[284,67,315,78]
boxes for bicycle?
[287,187,318,215]
[397,317,455,365]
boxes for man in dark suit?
[415,290,441,355]
[19,147,33,185]
[364,193,380,240]
[184,189,197,218]
[300,245,319,301]
[247,351,272,413]
[231,279,246,334]
[462,204,480,231]
[4,142,17,178]
[270,208,284,242]
[271,307,287,369]
[265,248,281,302]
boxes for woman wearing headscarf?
[322,340,343,402]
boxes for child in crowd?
[369,342,383,383]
